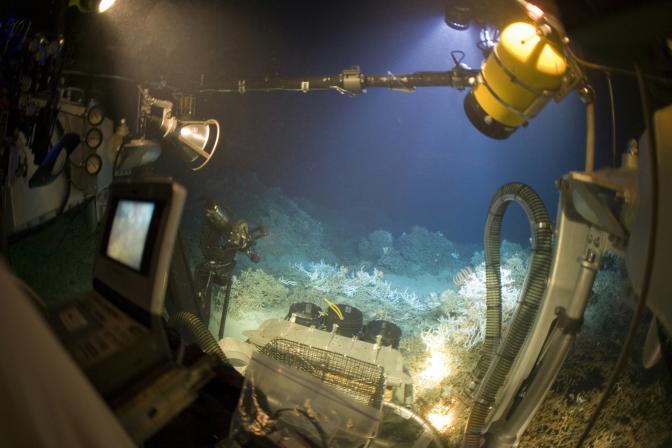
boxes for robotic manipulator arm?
[202,200,266,264]
[472,101,672,448]
[196,200,266,329]
[479,174,626,447]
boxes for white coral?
[457,262,519,311]
[278,277,298,287]
[291,261,432,331]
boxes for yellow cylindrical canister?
[465,22,567,139]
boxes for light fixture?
[165,118,221,171]
[464,21,567,139]
[69,0,117,13]
[141,90,221,171]
[97,0,116,13]
[444,0,473,30]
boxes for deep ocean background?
[84,0,638,245]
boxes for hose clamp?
[555,307,583,335]
[535,221,552,231]
[494,350,517,362]
[473,397,492,406]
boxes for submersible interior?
[1,0,672,447]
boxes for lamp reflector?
[174,119,221,171]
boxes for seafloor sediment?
[8,172,672,447]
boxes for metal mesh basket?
[260,338,385,409]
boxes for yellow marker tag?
[324,298,344,320]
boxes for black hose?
[605,73,617,167]
[463,183,553,448]
[169,311,228,364]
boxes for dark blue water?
[194,3,587,244]
[105,0,624,244]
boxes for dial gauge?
[87,106,104,126]
[85,127,103,150]
[85,153,102,175]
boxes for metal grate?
[260,338,385,409]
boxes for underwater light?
[444,0,473,30]
[426,403,456,433]
[165,119,221,171]
[464,21,567,139]
[69,0,116,13]
[141,90,221,171]
[97,0,116,13]
[418,331,452,389]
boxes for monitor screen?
[106,200,156,271]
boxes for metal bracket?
[341,66,363,94]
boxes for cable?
[574,66,659,447]
[566,46,672,86]
[273,407,329,448]
[112,145,123,178]
[605,73,617,167]
[61,70,181,92]
[56,162,72,216]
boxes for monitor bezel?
[94,179,186,318]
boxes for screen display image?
[106,200,156,271]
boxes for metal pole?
[218,263,235,340]
[486,244,602,447]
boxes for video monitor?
[106,200,156,271]
[94,179,186,317]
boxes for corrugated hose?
[463,183,553,447]
[169,311,228,364]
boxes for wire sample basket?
[260,338,385,409]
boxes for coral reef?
[181,172,338,275]
[289,261,440,333]
[9,169,670,448]
[358,226,464,277]
[397,226,459,275]
[452,266,475,288]
[406,257,672,448]
[223,269,290,319]
[357,229,394,261]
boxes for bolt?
[586,250,596,263]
